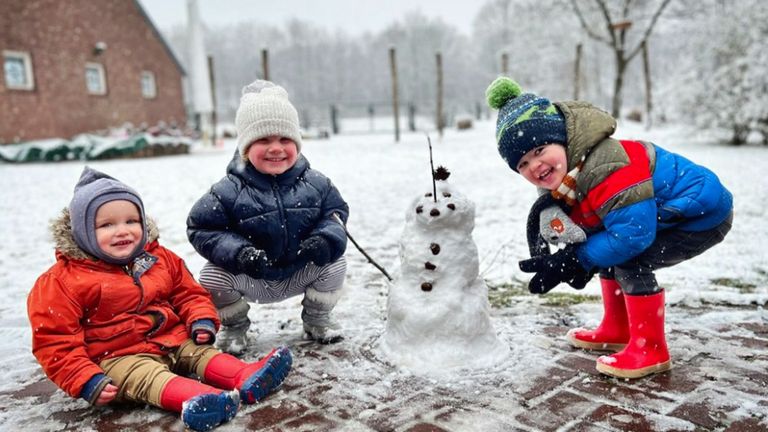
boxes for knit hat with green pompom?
[485,77,566,172]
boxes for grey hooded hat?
[68,167,147,265]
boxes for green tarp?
[0,134,193,163]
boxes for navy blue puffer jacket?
[187,152,349,280]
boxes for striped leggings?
[199,257,347,309]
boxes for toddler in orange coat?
[27,167,292,432]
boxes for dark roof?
[132,0,186,76]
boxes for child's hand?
[237,247,270,278]
[519,245,594,293]
[195,331,212,344]
[95,384,118,406]
[298,236,331,266]
[191,319,217,345]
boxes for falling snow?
[0,120,766,429]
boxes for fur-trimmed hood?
[50,207,160,261]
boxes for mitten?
[191,319,217,345]
[298,236,332,266]
[539,205,586,245]
[519,245,594,294]
[237,247,269,278]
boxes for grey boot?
[301,287,344,344]
[215,298,251,355]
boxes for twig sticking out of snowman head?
[427,135,438,203]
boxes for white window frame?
[85,62,107,95]
[140,70,157,99]
[3,50,35,90]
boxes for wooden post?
[436,52,444,138]
[330,104,339,134]
[261,48,270,81]
[574,43,582,100]
[501,52,509,75]
[207,55,217,145]
[389,47,400,142]
[642,41,653,130]
[368,104,375,132]
[408,103,416,132]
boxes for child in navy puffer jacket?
[187,80,349,354]
[486,77,733,379]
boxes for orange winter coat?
[27,209,220,399]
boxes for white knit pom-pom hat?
[235,80,302,159]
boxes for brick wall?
[0,0,186,143]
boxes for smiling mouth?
[538,168,553,181]
[112,240,133,247]
[265,157,286,162]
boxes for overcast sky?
[137,0,482,35]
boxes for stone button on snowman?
[380,167,508,372]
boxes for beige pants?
[99,340,220,408]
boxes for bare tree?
[473,0,577,99]
[570,0,672,118]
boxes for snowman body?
[381,180,508,371]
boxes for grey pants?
[600,213,733,295]
[199,257,347,326]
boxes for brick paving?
[4,303,767,432]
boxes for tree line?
[165,0,768,145]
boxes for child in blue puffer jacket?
[486,77,733,379]
[187,80,349,354]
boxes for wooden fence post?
[642,41,653,130]
[501,52,509,76]
[261,48,270,81]
[389,47,400,142]
[330,104,339,134]
[368,104,375,132]
[207,55,217,145]
[436,52,444,138]
[574,43,582,100]
[408,103,416,132]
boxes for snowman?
[380,167,508,372]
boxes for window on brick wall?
[85,62,107,95]
[3,50,35,90]
[141,71,156,99]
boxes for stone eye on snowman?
[380,166,508,372]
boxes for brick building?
[0,0,186,144]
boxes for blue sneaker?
[181,390,239,432]
[239,346,293,404]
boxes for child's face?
[247,135,298,175]
[516,143,568,190]
[95,200,143,260]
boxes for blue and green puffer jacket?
[187,152,349,280]
[554,101,733,270]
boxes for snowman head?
[405,168,475,232]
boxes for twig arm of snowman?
[331,213,393,281]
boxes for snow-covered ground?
[1,119,766,429]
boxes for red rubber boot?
[596,290,671,379]
[159,376,239,432]
[566,278,629,351]
[203,346,292,404]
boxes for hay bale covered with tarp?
[0,133,192,163]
